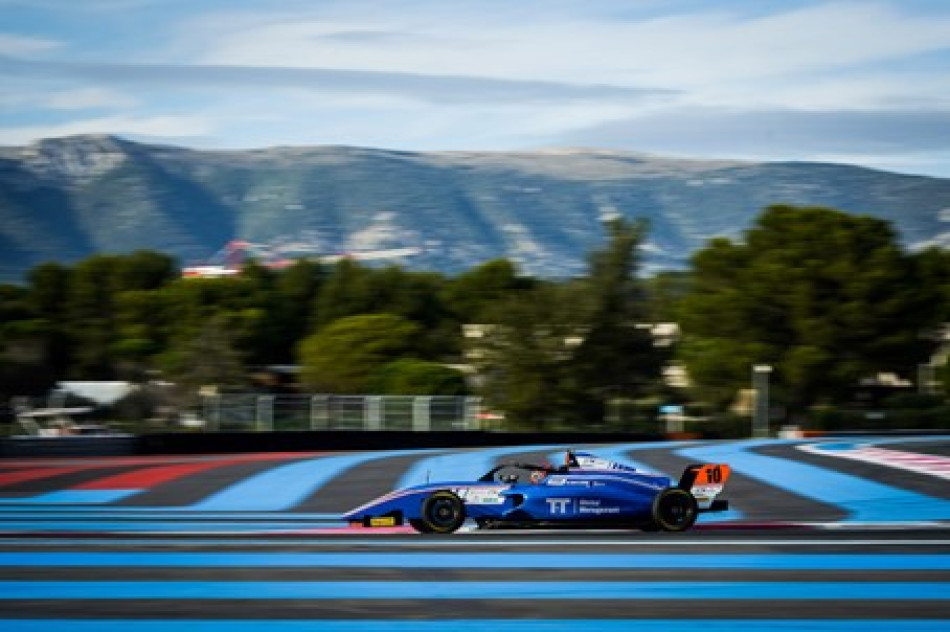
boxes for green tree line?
[2,205,949,429]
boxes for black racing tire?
[650,487,698,532]
[420,490,466,534]
[409,518,435,533]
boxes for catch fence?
[199,394,483,432]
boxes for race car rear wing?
[678,463,731,512]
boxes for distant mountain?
[2,134,949,281]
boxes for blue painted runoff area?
[0,490,141,505]
[3,552,948,569]
[0,449,440,510]
[678,439,950,522]
[188,448,440,511]
[0,522,344,532]
[1,622,948,632]
[0,580,946,600]
[811,442,865,452]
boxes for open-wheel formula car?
[344,450,731,533]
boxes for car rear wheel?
[650,487,698,532]
[420,490,466,534]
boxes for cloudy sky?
[2,0,950,176]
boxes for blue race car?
[344,450,731,533]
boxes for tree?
[363,266,455,359]
[0,284,35,330]
[470,218,663,428]
[566,217,664,422]
[112,250,176,292]
[297,313,420,393]
[678,204,937,412]
[64,255,120,378]
[54,252,179,379]
[273,259,326,361]
[160,313,247,409]
[474,283,580,429]
[27,262,71,321]
[113,289,168,381]
[643,270,691,322]
[0,283,57,399]
[911,247,950,328]
[232,261,284,366]
[25,262,71,379]
[311,259,377,329]
[371,358,467,396]
[442,259,531,323]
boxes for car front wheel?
[420,490,466,534]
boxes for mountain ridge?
[1,134,948,281]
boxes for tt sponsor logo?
[545,498,572,515]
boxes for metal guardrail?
[200,394,483,432]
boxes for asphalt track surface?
[0,437,948,630]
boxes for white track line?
[800,442,950,480]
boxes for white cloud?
[185,2,950,90]
[555,106,950,160]
[2,1,950,176]
[163,1,950,139]
[0,85,139,112]
[730,71,950,112]
[0,33,61,55]
[609,3,950,86]
[0,57,661,105]
[45,87,140,110]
